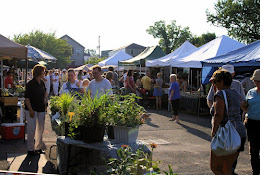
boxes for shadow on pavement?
[177,122,212,141]
[146,118,159,128]
[18,154,40,173]
[42,161,57,174]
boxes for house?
[108,43,146,57]
[101,50,112,58]
[60,34,85,67]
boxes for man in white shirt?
[88,65,113,98]
[59,69,84,95]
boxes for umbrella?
[27,44,57,62]
[38,61,47,65]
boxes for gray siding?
[61,35,85,67]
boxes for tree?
[206,0,260,44]
[85,49,98,57]
[85,57,106,65]
[146,20,192,54]
[190,33,216,47]
[13,30,72,68]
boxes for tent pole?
[1,60,3,89]
[190,68,192,91]
[25,57,28,85]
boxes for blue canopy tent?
[201,40,260,85]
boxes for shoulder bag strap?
[221,90,228,115]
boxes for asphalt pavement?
[0,108,252,174]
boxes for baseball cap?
[222,64,234,74]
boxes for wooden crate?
[2,97,18,106]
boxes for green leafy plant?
[105,94,147,128]
[75,92,111,127]
[106,144,178,175]
[57,93,76,118]
[49,96,61,115]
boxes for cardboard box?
[1,123,25,140]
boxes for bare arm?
[211,96,225,137]
[169,89,175,101]
[240,100,248,112]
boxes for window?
[130,49,134,55]
[76,48,81,55]
[72,47,74,54]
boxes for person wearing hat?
[52,71,60,96]
[207,64,246,108]
[241,69,260,175]
[60,69,67,87]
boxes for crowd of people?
[16,63,260,174]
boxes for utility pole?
[97,36,101,58]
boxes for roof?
[119,45,166,66]
[146,41,197,67]
[112,43,146,52]
[98,50,133,66]
[170,35,245,68]
[60,34,85,48]
[202,40,260,67]
[0,34,27,60]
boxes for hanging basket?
[113,125,139,144]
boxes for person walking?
[42,70,50,97]
[209,69,246,175]
[87,65,113,98]
[25,64,47,155]
[169,74,181,122]
[59,69,84,95]
[60,69,67,87]
[207,65,246,174]
[153,72,163,110]
[108,66,119,87]
[125,69,136,94]
[242,69,260,175]
[52,71,59,96]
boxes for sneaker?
[35,149,45,154]
[27,151,35,156]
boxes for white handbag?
[211,90,241,156]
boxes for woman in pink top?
[125,69,136,94]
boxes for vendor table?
[179,92,209,116]
[0,97,24,123]
[56,136,151,174]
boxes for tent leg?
[1,60,3,89]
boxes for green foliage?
[106,146,177,175]
[206,0,260,44]
[190,33,216,47]
[107,146,161,175]
[49,96,61,115]
[146,20,192,54]
[85,56,106,65]
[13,30,72,68]
[57,93,76,118]
[75,92,111,127]
[105,94,146,127]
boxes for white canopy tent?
[146,41,197,67]
[170,35,245,68]
[98,50,132,67]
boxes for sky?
[1,0,227,52]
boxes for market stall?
[0,34,28,124]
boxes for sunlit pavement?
[139,109,252,175]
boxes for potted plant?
[74,92,111,143]
[106,94,148,143]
